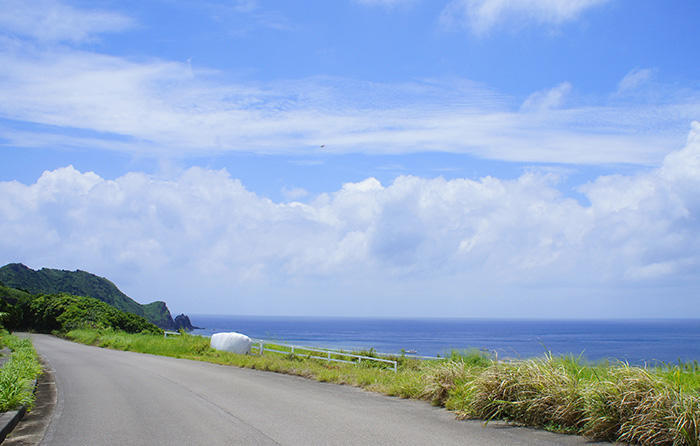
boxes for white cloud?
[617,68,654,93]
[521,82,571,111]
[1,123,699,316]
[0,0,133,43]
[281,186,309,201]
[0,1,696,170]
[199,0,293,32]
[0,43,696,165]
[441,0,611,35]
[0,1,696,166]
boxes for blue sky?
[0,0,699,318]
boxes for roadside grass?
[64,329,700,445]
[65,328,429,395]
[0,331,42,412]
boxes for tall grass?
[582,365,700,445]
[445,356,700,445]
[65,329,700,445]
[452,354,587,432]
[0,331,42,412]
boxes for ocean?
[190,315,700,365]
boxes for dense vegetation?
[66,329,700,445]
[0,263,179,329]
[0,331,42,412]
[0,284,162,334]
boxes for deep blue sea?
[190,315,700,365]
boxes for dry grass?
[583,366,700,445]
[455,355,586,431]
[447,358,699,445]
[420,359,472,405]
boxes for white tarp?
[210,332,253,354]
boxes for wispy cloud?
[617,68,654,93]
[232,0,259,13]
[520,82,571,112]
[0,42,696,165]
[0,0,133,43]
[0,1,696,166]
[196,0,294,33]
[440,0,611,35]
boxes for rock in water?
[210,332,253,354]
[173,313,197,331]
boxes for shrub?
[12,293,162,334]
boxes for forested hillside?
[0,263,185,330]
[0,283,161,334]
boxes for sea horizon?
[190,313,700,322]
[189,315,700,365]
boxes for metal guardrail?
[251,340,398,373]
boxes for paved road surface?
[33,334,600,446]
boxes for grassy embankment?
[65,328,700,446]
[0,331,42,412]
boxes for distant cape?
[174,313,201,331]
[0,263,194,331]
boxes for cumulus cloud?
[0,0,133,43]
[1,123,699,316]
[441,0,611,35]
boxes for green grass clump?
[0,331,42,412]
[449,355,700,445]
[63,329,700,445]
[583,365,700,445]
[454,354,586,431]
[421,359,475,406]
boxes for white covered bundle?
[210,332,253,354]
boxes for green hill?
[0,263,178,330]
[0,283,161,334]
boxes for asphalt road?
[32,334,600,446]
